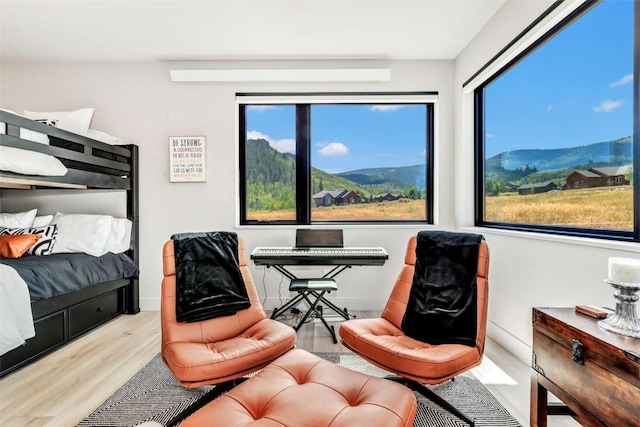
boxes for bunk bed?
[0,109,140,377]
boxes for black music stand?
[295,229,344,249]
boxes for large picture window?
[239,94,434,225]
[475,0,638,241]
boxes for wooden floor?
[0,310,579,427]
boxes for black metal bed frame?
[0,110,140,377]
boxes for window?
[239,94,434,225]
[475,0,638,241]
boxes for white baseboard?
[140,297,160,311]
[486,320,532,365]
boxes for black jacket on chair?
[402,230,483,346]
[172,231,251,323]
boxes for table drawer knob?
[572,339,584,365]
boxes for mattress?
[0,252,139,302]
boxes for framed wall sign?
[169,136,206,182]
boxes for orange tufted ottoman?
[181,348,417,427]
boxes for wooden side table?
[531,307,640,427]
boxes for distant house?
[374,192,406,202]
[504,182,520,192]
[517,180,558,195]
[341,190,361,205]
[566,165,631,189]
[312,189,361,207]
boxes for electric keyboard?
[250,247,388,266]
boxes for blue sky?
[484,0,634,158]
[246,104,426,173]
[246,0,634,170]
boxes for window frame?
[473,0,639,242]
[238,92,436,226]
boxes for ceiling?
[0,0,506,62]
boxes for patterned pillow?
[24,108,94,136]
[0,224,58,256]
[35,118,59,127]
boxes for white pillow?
[0,146,68,176]
[86,129,124,145]
[20,129,50,145]
[0,209,37,228]
[0,109,50,144]
[50,213,112,257]
[32,215,54,227]
[0,125,49,144]
[105,218,132,253]
[23,108,94,136]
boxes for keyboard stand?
[250,246,388,343]
[269,279,353,323]
[289,279,339,343]
[267,264,354,323]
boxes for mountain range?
[247,136,633,194]
[486,136,632,173]
[246,139,425,196]
[335,165,426,190]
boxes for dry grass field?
[248,186,634,230]
[248,199,427,221]
[485,185,634,230]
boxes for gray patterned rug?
[78,352,522,427]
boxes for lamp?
[599,257,640,338]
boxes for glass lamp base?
[597,280,640,339]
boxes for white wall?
[2,0,638,365]
[454,0,640,362]
[0,58,456,318]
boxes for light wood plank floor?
[0,310,579,427]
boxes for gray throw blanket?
[401,230,483,346]
[172,231,250,323]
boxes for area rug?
[78,353,522,427]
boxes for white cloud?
[485,133,495,139]
[370,105,405,112]
[246,130,295,153]
[247,130,268,140]
[609,74,633,88]
[246,105,278,111]
[271,138,296,153]
[593,99,623,113]
[318,142,349,156]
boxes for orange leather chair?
[339,235,489,426]
[161,236,297,389]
